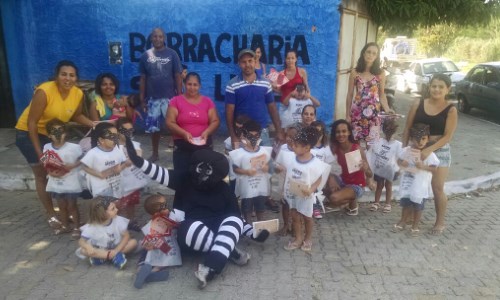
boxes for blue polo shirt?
[225,74,275,128]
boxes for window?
[484,68,500,85]
[468,67,485,84]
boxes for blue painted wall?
[1,0,341,128]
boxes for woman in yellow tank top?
[15,60,94,231]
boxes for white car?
[403,58,465,98]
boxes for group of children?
[43,117,181,287]
[39,81,441,289]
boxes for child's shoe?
[112,252,127,269]
[89,257,106,266]
[313,209,323,219]
[229,247,251,265]
[194,264,215,289]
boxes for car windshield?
[422,61,459,74]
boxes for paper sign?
[190,136,206,146]
[266,68,290,87]
[253,219,279,238]
[288,179,310,197]
[367,125,380,145]
[345,149,362,174]
[403,148,421,173]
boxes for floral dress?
[350,74,381,141]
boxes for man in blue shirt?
[225,49,284,149]
[139,28,182,162]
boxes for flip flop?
[284,240,301,251]
[301,241,312,252]
[392,224,405,233]
[47,216,62,229]
[369,203,381,212]
[429,227,446,236]
[383,204,392,213]
[410,228,420,237]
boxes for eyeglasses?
[102,133,119,141]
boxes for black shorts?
[241,196,267,213]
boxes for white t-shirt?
[118,142,150,196]
[281,98,313,128]
[368,138,403,181]
[43,142,83,193]
[80,215,129,250]
[80,146,127,198]
[141,221,182,267]
[229,146,272,199]
[398,147,440,204]
[276,151,330,217]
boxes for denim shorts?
[145,97,169,133]
[241,196,267,213]
[16,130,50,165]
[434,143,451,167]
[400,197,426,211]
[334,175,365,199]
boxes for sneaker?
[194,264,215,289]
[313,209,323,219]
[229,247,251,265]
[112,252,127,269]
[89,257,106,266]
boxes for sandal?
[54,226,71,235]
[284,240,301,251]
[392,224,405,233]
[71,229,81,240]
[410,228,420,237]
[345,205,359,216]
[47,216,62,229]
[301,241,312,252]
[369,203,381,212]
[383,204,392,213]
[429,226,446,236]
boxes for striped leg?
[178,216,242,273]
[242,220,270,242]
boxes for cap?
[237,49,255,60]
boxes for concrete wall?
[1,0,341,128]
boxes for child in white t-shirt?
[277,126,330,252]
[43,118,83,238]
[229,119,272,222]
[310,120,336,219]
[281,84,320,129]
[275,122,303,236]
[393,123,439,237]
[368,118,402,213]
[134,194,183,289]
[81,123,127,198]
[116,117,149,232]
[224,115,251,195]
[76,196,137,269]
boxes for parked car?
[455,62,500,113]
[403,58,465,98]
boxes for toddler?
[281,84,320,129]
[135,194,183,289]
[368,118,402,213]
[277,126,330,252]
[229,119,272,222]
[76,196,137,268]
[81,122,127,198]
[393,123,439,237]
[43,118,83,238]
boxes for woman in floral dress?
[345,43,394,143]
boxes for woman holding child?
[15,60,94,230]
[402,73,457,235]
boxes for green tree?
[415,23,458,57]
[365,0,500,34]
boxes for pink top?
[169,95,215,140]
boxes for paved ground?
[1,187,500,300]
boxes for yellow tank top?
[15,81,84,136]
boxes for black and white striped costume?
[128,142,259,273]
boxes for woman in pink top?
[166,72,220,172]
